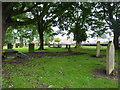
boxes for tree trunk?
[0,2,2,61]
[37,21,44,50]
[76,41,81,52]
[113,31,119,50]
[2,23,8,48]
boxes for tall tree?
[95,2,120,49]
[54,2,95,51]
[2,2,43,46]
[2,2,70,50]
[31,2,71,50]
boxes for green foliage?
[54,38,61,43]
[55,2,95,42]
[5,24,38,44]
[44,27,55,45]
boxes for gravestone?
[3,49,18,59]
[48,43,51,47]
[15,43,19,48]
[19,43,24,48]
[3,49,29,59]
[29,43,34,52]
[66,44,68,48]
[7,43,13,49]
[24,43,27,47]
[96,41,100,57]
[58,44,62,48]
[106,42,115,75]
[68,45,71,52]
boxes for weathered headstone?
[106,42,115,75]
[66,44,68,48]
[7,43,13,49]
[15,43,19,48]
[3,49,18,59]
[53,43,55,47]
[68,45,71,52]
[48,43,51,47]
[58,44,62,48]
[24,43,27,47]
[19,43,24,48]
[29,43,34,52]
[96,41,100,57]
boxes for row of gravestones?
[7,43,35,53]
[96,41,115,75]
[48,43,71,48]
[7,43,25,49]
[7,43,40,49]
[7,41,115,75]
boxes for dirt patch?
[26,52,87,57]
[2,52,87,65]
[91,55,106,58]
[92,68,119,79]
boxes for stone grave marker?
[106,42,115,75]
[58,44,62,48]
[3,49,18,59]
[24,43,27,47]
[96,41,100,57]
[7,43,13,49]
[15,43,19,48]
[19,43,24,48]
[66,44,68,48]
[29,43,34,52]
[68,45,71,52]
[48,43,51,47]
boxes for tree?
[54,2,95,51]
[2,2,45,46]
[2,2,70,50]
[94,2,120,49]
[31,2,72,50]
[44,27,55,45]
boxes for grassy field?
[2,46,119,88]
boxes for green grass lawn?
[2,46,119,88]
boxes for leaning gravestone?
[106,42,115,75]
[3,49,18,59]
[96,41,100,57]
[7,43,13,49]
[29,43,34,52]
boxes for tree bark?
[76,41,81,52]
[37,21,44,50]
[113,31,119,50]
[2,23,8,48]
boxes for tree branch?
[11,3,42,17]
[102,3,112,26]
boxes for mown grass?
[2,46,119,88]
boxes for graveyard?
[1,2,120,89]
[2,45,119,88]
